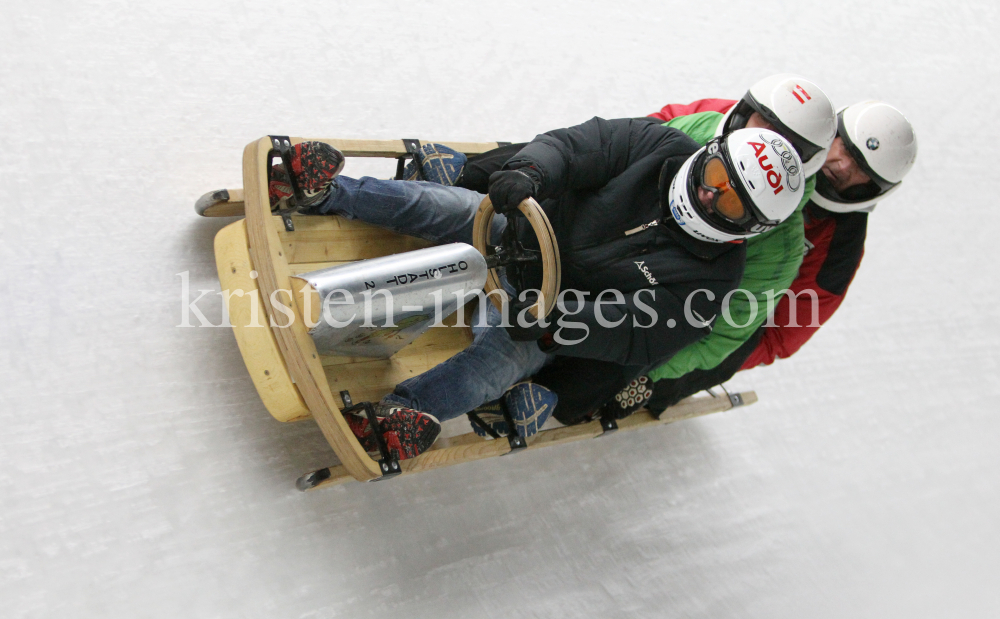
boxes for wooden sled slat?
[215,218,311,422]
[320,320,472,405]
[323,138,507,158]
[300,391,758,490]
[215,214,474,425]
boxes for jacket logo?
[634,261,659,285]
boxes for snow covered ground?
[2,1,997,617]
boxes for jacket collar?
[660,216,744,260]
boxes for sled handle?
[472,196,561,320]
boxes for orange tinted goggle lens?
[703,157,746,221]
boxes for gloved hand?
[488,167,541,215]
[504,292,550,341]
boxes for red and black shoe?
[268,141,345,210]
[344,403,441,461]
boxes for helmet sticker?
[791,84,812,104]
[866,137,880,150]
[768,137,801,192]
[748,137,787,195]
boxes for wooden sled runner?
[205,136,756,491]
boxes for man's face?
[822,136,871,193]
[696,185,716,210]
[745,111,776,132]
[695,174,743,219]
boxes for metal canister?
[291,243,487,358]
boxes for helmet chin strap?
[815,172,883,203]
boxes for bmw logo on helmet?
[866,137,880,150]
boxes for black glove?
[488,167,540,215]
[504,293,550,341]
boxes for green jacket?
[647,112,814,380]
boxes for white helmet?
[812,101,918,213]
[717,74,837,178]
[665,128,805,243]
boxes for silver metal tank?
[292,243,487,358]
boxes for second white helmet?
[666,128,805,243]
[718,74,838,178]
[812,100,918,213]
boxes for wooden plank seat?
[210,136,758,488]
[214,215,459,423]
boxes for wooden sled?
[207,136,756,491]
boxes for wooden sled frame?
[211,136,756,490]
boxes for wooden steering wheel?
[471,196,561,320]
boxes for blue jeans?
[308,177,554,422]
[311,176,507,245]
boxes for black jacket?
[504,117,746,368]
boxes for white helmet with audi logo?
[666,128,805,243]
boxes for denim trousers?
[308,177,554,422]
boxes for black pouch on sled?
[532,358,645,426]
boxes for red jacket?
[648,98,736,121]
[741,206,867,368]
[651,99,869,370]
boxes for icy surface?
[1,1,998,617]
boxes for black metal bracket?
[499,397,527,453]
[482,216,542,294]
[597,408,619,435]
[717,384,745,409]
[339,390,401,480]
[267,135,308,231]
[394,139,423,180]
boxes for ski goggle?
[700,154,749,223]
